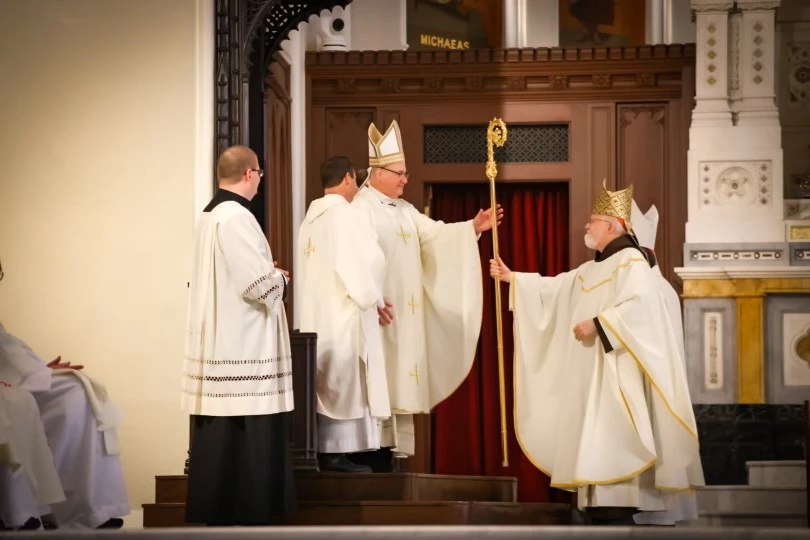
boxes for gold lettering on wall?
[419,34,471,50]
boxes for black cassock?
[185,413,296,526]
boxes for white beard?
[584,233,598,250]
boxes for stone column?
[691,0,734,127]
[678,0,804,407]
[735,1,780,125]
[647,0,665,44]
[503,0,519,48]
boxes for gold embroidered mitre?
[591,179,633,230]
[368,120,405,167]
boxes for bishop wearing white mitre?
[490,182,704,525]
[351,120,499,469]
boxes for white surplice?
[0,324,129,528]
[296,194,391,453]
[183,200,294,417]
[352,185,483,455]
[510,246,704,517]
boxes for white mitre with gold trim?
[630,199,660,250]
[368,120,405,167]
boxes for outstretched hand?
[472,204,504,234]
[489,256,512,282]
[47,356,84,371]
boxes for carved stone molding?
[307,45,695,104]
[698,160,772,208]
[690,1,734,12]
[735,0,781,11]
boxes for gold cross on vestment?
[408,293,420,315]
[409,365,420,385]
[304,238,315,257]
[396,225,411,245]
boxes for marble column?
[691,1,734,127]
[503,0,519,48]
[647,0,665,44]
[736,0,781,125]
[678,1,810,407]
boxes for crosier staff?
[486,118,508,467]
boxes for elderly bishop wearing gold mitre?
[350,120,500,471]
[490,182,704,526]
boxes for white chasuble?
[184,201,294,417]
[353,186,483,440]
[296,195,391,422]
[510,247,703,514]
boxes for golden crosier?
[486,118,509,468]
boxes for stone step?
[142,501,572,528]
[697,485,807,516]
[155,472,517,504]
[746,460,807,488]
[681,512,808,528]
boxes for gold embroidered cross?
[304,238,315,257]
[409,365,420,385]
[396,225,411,245]
[408,293,420,315]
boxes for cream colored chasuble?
[352,185,483,454]
[510,247,704,511]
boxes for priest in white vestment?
[629,200,702,526]
[183,145,295,525]
[296,157,391,473]
[0,323,129,530]
[490,182,704,525]
[350,120,500,471]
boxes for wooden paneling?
[308,108,375,204]
[265,57,294,320]
[616,102,683,284]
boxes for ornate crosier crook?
[486,118,508,467]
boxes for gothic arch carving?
[215,0,352,157]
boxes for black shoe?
[348,448,394,473]
[318,453,372,473]
[17,517,41,530]
[97,518,124,529]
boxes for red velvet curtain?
[430,182,569,503]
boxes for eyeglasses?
[379,166,409,179]
[248,168,264,178]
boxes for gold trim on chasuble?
[511,257,696,489]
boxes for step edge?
[746,460,806,468]
[698,485,807,491]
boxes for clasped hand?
[378,298,394,326]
